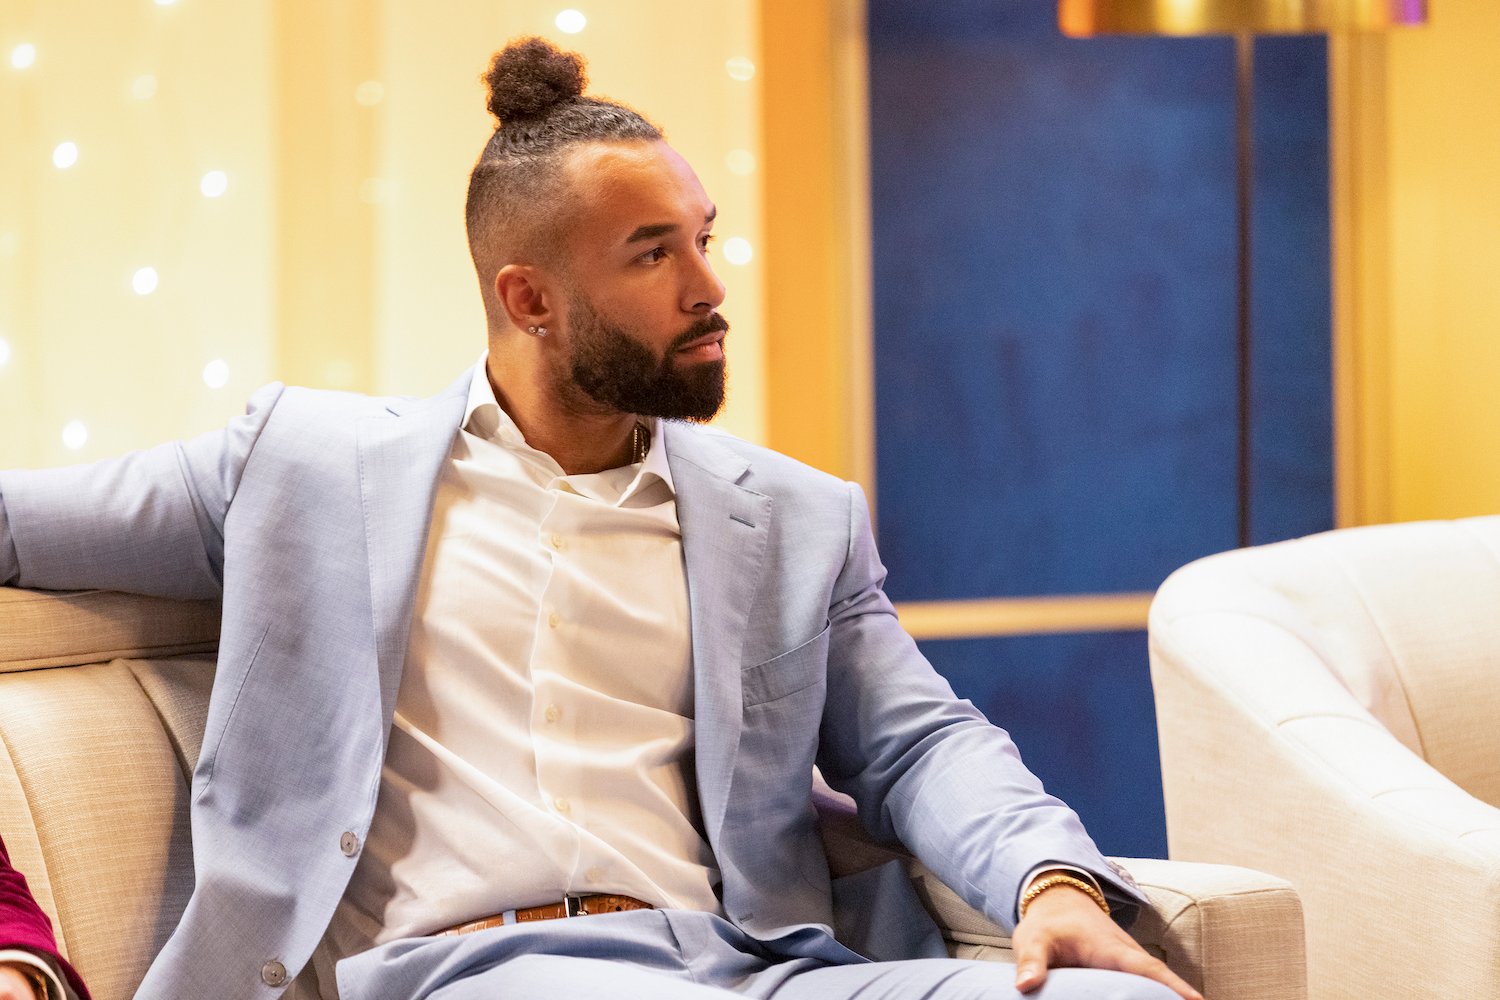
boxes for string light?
[200,170,228,198]
[726,149,756,176]
[555,9,587,33]
[132,267,159,295]
[10,44,36,70]
[725,57,755,82]
[61,421,88,451]
[52,142,79,170]
[723,237,753,266]
[202,359,230,388]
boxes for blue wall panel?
[867,2,1332,854]
[869,3,1332,602]
[920,631,1165,859]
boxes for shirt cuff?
[0,950,72,1000]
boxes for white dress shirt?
[313,360,721,989]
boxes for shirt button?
[544,704,561,723]
[548,611,561,629]
[261,960,288,987]
[554,797,571,814]
[550,533,565,550]
[340,831,360,857]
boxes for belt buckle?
[564,894,586,917]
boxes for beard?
[562,292,729,422]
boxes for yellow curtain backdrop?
[0,0,765,469]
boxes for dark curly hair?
[465,37,661,313]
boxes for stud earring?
[526,325,548,337]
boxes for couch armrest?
[907,858,1303,1000]
[0,588,219,672]
[815,778,1306,1000]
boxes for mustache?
[667,313,731,352]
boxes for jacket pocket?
[742,622,831,707]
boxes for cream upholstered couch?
[1151,515,1500,1000]
[0,586,1305,1000]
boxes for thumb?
[1013,936,1051,994]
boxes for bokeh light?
[202,358,230,388]
[10,44,36,70]
[354,80,385,106]
[725,57,755,81]
[132,267,159,295]
[726,149,756,176]
[52,142,79,170]
[723,237,753,266]
[200,170,228,198]
[61,421,88,451]
[556,9,587,33]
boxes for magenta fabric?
[0,835,90,1000]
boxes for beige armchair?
[1,586,1305,1000]
[1151,515,1500,1000]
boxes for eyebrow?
[625,207,718,244]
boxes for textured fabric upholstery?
[2,587,1305,999]
[1151,514,1500,1000]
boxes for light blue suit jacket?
[0,370,1141,998]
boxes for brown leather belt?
[437,894,654,936]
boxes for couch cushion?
[0,589,219,673]
[0,656,215,1000]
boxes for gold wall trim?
[760,0,874,497]
[273,0,380,393]
[1329,34,1393,528]
[894,592,1154,640]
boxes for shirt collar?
[463,356,675,501]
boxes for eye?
[699,233,716,253]
[639,246,668,264]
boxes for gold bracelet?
[1018,872,1112,920]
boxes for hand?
[0,964,43,1000]
[1011,883,1202,1000]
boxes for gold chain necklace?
[631,422,651,464]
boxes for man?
[0,836,89,1000]
[0,37,1197,1000]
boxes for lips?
[676,331,726,354]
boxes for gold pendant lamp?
[1060,1,1427,37]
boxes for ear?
[494,264,555,332]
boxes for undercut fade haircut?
[465,37,661,306]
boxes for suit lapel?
[666,423,772,844]
[356,370,470,722]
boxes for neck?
[485,351,641,475]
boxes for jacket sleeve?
[815,480,1146,933]
[0,383,284,599]
[0,836,91,1000]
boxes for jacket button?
[261,960,287,987]
[340,831,360,857]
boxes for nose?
[684,250,727,314]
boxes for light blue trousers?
[336,910,1179,1000]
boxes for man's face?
[549,140,729,421]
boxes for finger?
[1103,947,1203,1000]
[1011,934,1052,994]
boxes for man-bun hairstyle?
[466,36,661,297]
[483,36,586,124]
